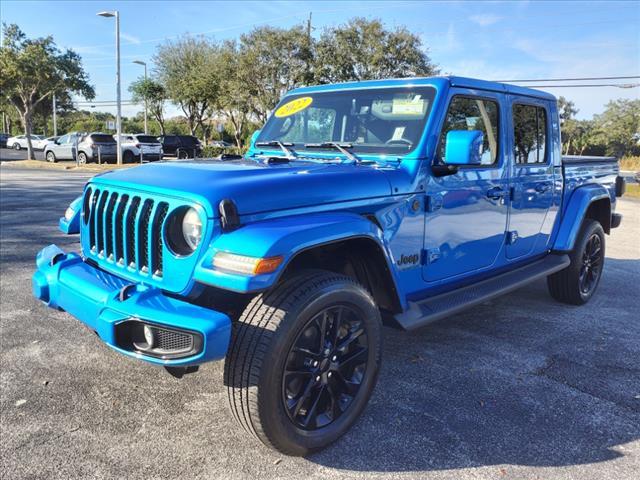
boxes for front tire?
[46,151,56,163]
[547,219,605,305]
[224,270,382,456]
[13,143,21,150]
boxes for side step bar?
[395,254,570,331]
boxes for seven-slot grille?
[83,187,170,277]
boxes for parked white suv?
[119,134,163,162]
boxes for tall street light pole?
[133,60,148,134]
[97,10,122,165]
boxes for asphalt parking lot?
[1,165,639,480]
[0,147,45,162]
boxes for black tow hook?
[118,284,137,302]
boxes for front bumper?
[32,245,231,366]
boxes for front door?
[506,98,555,259]
[423,91,509,283]
[54,134,74,160]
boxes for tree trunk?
[23,109,35,160]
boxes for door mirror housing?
[249,130,261,149]
[443,130,484,166]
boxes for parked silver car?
[44,132,117,164]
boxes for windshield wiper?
[255,141,297,160]
[304,142,361,164]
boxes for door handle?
[486,187,507,200]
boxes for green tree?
[0,23,94,158]
[314,18,438,84]
[557,96,578,124]
[592,99,640,157]
[153,36,220,139]
[129,77,168,135]
[237,25,314,123]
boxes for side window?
[513,104,547,164]
[439,96,499,166]
[58,134,69,144]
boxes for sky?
[1,0,639,120]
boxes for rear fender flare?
[553,184,610,252]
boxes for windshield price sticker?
[275,97,313,118]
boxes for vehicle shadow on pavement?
[306,258,640,472]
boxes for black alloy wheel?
[547,219,605,305]
[282,305,369,431]
[579,233,603,295]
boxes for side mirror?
[249,130,261,149]
[443,130,484,166]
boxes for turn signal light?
[213,252,283,275]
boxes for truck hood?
[92,159,393,217]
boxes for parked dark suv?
[158,135,202,158]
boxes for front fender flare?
[193,212,398,293]
[553,184,610,252]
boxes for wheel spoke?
[326,381,343,419]
[292,345,320,359]
[333,370,359,396]
[292,378,316,417]
[338,346,368,372]
[316,312,329,353]
[337,325,364,352]
[302,384,326,428]
[330,307,344,349]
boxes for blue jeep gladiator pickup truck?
[33,76,625,456]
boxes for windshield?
[257,87,436,156]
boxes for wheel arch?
[279,236,403,315]
[553,184,611,253]
[193,212,404,313]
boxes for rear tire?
[77,151,88,165]
[547,219,605,305]
[123,150,134,163]
[224,270,382,456]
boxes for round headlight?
[64,207,75,221]
[182,207,202,250]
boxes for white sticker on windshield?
[391,127,406,141]
[392,97,426,115]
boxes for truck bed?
[561,155,620,217]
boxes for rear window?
[90,134,116,143]
[136,135,160,143]
[179,136,199,145]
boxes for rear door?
[423,90,509,283]
[506,98,555,259]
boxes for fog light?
[143,324,155,348]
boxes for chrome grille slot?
[125,197,141,268]
[104,192,118,260]
[137,199,154,273]
[114,194,129,264]
[95,190,109,255]
[152,203,169,276]
[88,188,100,251]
